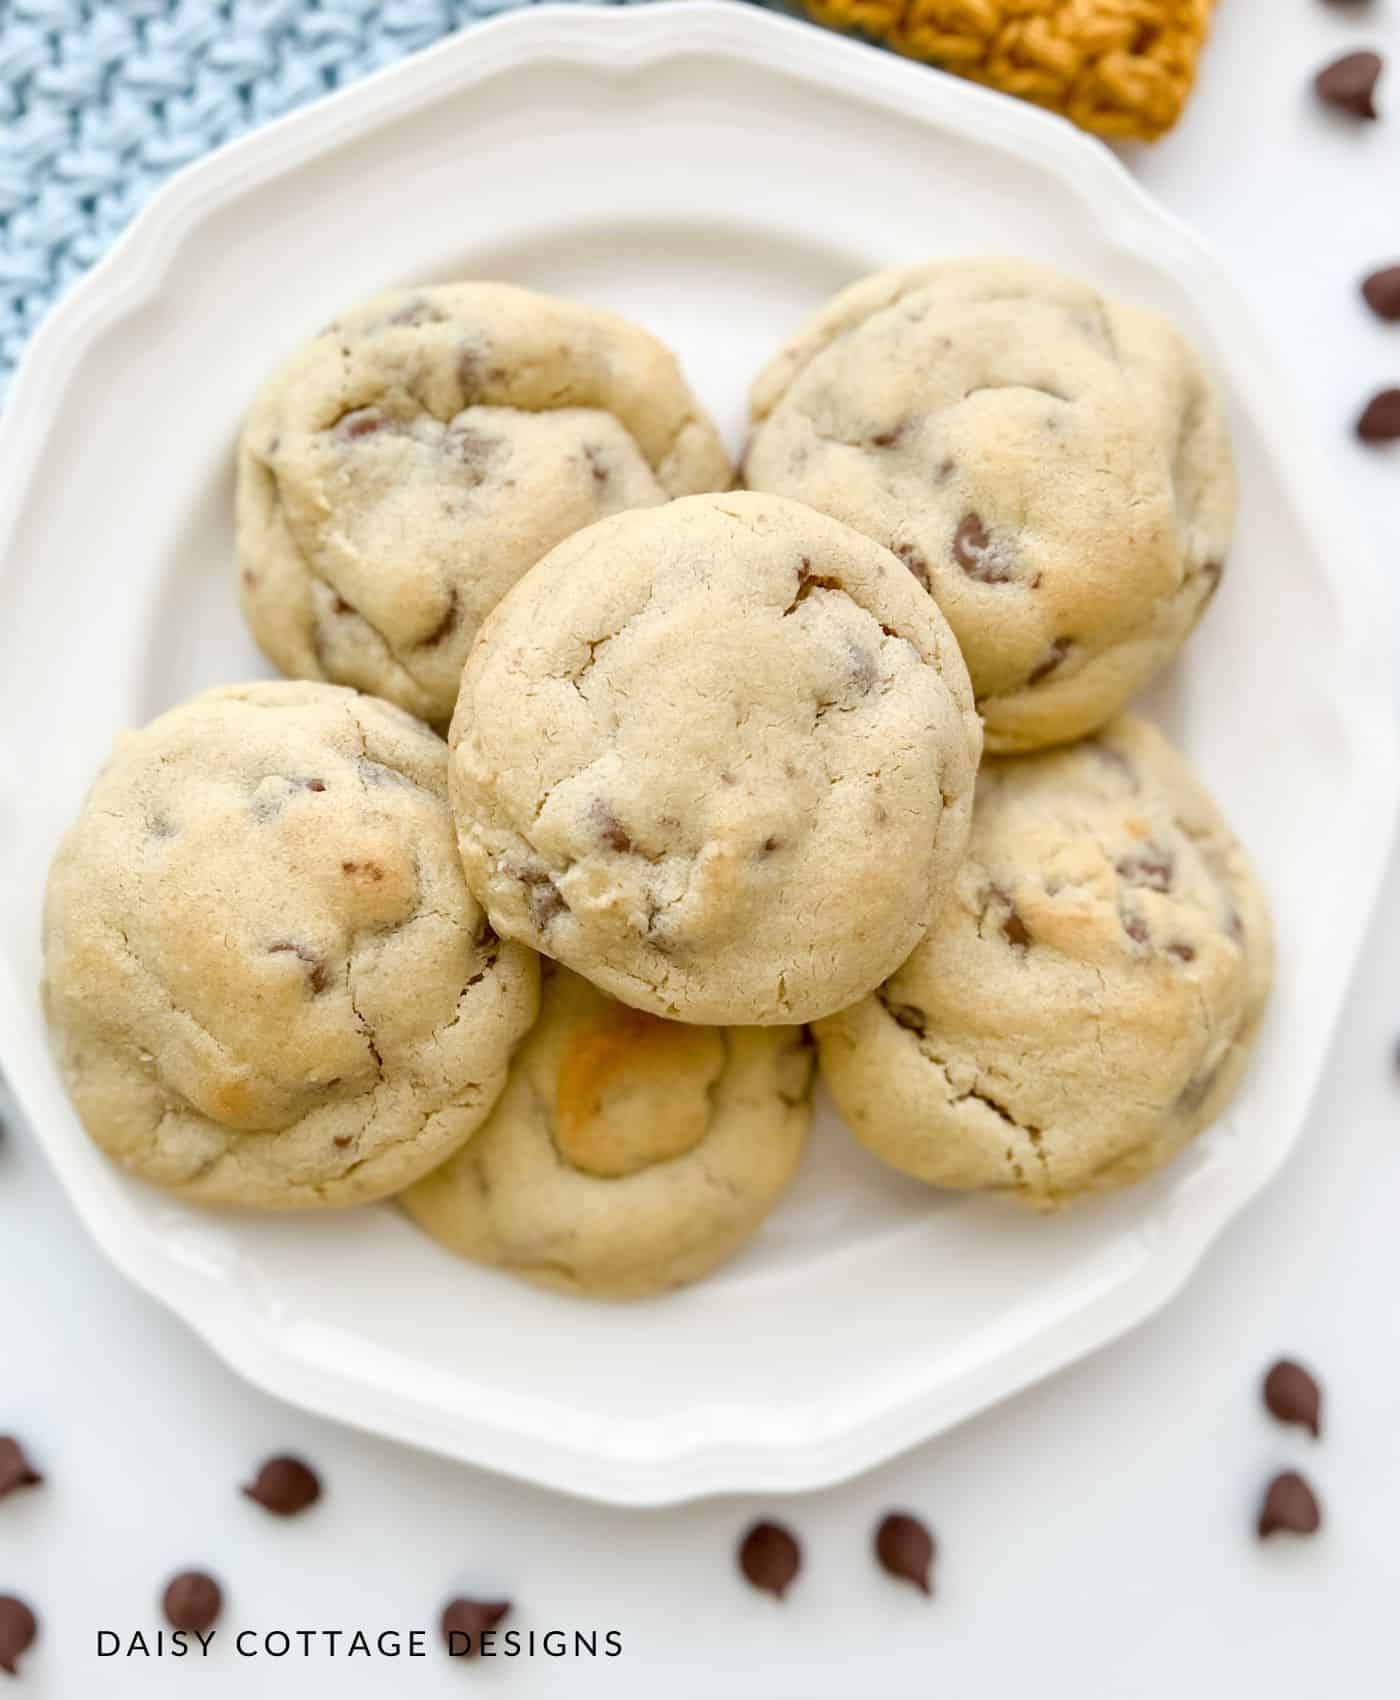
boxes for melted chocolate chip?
[893,542,931,591]
[1003,908,1031,950]
[163,1572,223,1633]
[952,514,1013,584]
[1263,1360,1322,1438]
[333,1135,352,1149]
[1166,941,1196,962]
[784,562,842,613]
[339,408,388,440]
[1357,388,1400,443]
[847,640,878,694]
[0,1597,36,1676]
[1122,911,1150,946]
[738,1521,801,1599]
[457,347,486,397]
[268,941,330,996]
[0,1438,41,1499]
[519,867,568,929]
[1117,844,1174,892]
[583,444,610,486]
[242,1456,321,1518]
[1315,50,1383,118]
[387,299,446,328]
[1027,636,1072,686]
[1258,1471,1322,1539]
[1359,266,1400,327]
[306,778,326,792]
[882,998,927,1036]
[441,1598,511,1657]
[870,421,907,448]
[417,588,462,650]
[330,593,355,616]
[594,804,632,854]
[874,1512,935,1594]
[761,835,782,855]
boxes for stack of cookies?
[41,260,1272,1299]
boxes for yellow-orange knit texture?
[800,0,1216,141]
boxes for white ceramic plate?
[0,1,1394,1507]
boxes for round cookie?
[401,965,814,1297]
[814,717,1272,1208]
[42,682,539,1208]
[448,490,983,1026]
[744,258,1235,753]
[237,283,732,724]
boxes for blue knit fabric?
[0,0,673,401]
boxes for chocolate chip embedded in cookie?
[814,716,1272,1207]
[42,681,538,1209]
[744,259,1236,753]
[237,283,731,725]
[448,491,981,1026]
[400,966,814,1298]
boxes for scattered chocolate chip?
[893,542,931,591]
[1314,50,1383,118]
[1117,844,1174,892]
[1263,1359,1322,1438]
[305,778,326,792]
[874,1512,935,1595]
[1003,908,1031,950]
[0,1438,41,1500]
[339,408,388,440]
[1122,911,1150,946]
[934,457,956,484]
[163,1571,223,1633]
[1357,388,1400,443]
[784,564,842,612]
[330,593,355,616]
[0,1597,36,1676]
[1362,266,1400,322]
[1027,636,1072,686]
[332,1135,352,1149]
[593,804,632,854]
[441,1598,511,1656]
[952,513,1013,584]
[340,860,384,881]
[870,421,907,448]
[1166,941,1197,962]
[761,835,782,855]
[1258,1470,1322,1539]
[738,1521,801,1599]
[519,867,568,929]
[242,1455,321,1517]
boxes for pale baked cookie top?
[448,491,983,1026]
[814,717,1272,1207]
[401,965,813,1298]
[237,283,732,724]
[744,258,1234,753]
[42,682,539,1208]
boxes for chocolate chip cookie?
[814,717,1272,1206]
[448,491,982,1026]
[401,965,813,1297]
[42,682,539,1207]
[237,283,732,724]
[744,259,1235,752]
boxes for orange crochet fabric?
[800,0,1217,141]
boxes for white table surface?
[3,3,1398,1694]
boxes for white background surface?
[3,1,1398,1694]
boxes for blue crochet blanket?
[2,0,730,400]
